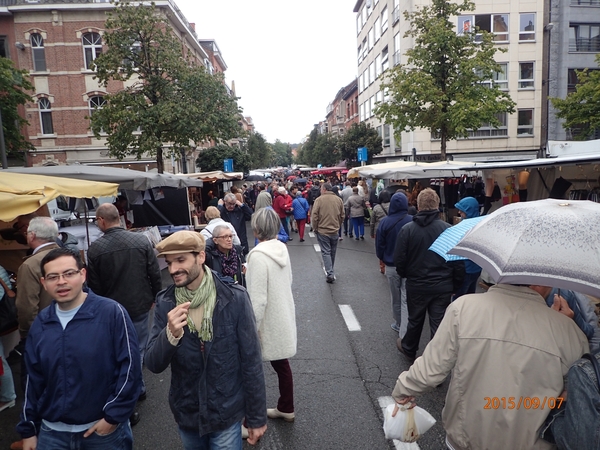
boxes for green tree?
[551,55,600,140]
[195,144,251,174]
[90,0,242,173]
[271,139,293,167]
[376,0,515,160]
[339,123,383,167]
[0,58,34,162]
[245,132,271,169]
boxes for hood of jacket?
[248,239,288,268]
[455,197,480,218]
[413,209,441,227]
[388,192,409,216]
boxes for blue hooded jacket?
[455,197,482,274]
[376,192,413,266]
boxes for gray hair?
[251,208,280,242]
[322,182,333,192]
[417,188,440,211]
[212,224,230,238]
[224,193,236,203]
[28,216,59,242]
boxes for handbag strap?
[581,352,600,391]
[0,277,15,298]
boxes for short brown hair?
[417,188,440,211]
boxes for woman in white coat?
[246,208,297,422]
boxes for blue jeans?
[131,311,149,395]
[0,338,16,402]
[385,266,408,338]
[178,421,242,450]
[351,217,364,238]
[37,421,132,450]
[316,233,339,278]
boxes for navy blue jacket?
[376,192,413,266]
[145,272,266,435]
[17,290,141,438]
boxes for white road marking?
[313,244,321,252]
[339,305,361,331]
[308,232,315,238]
[378,396,421,450]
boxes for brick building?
[0,0,240,172]
[325,78,358,137]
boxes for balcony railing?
[571,0,600,5]
[0,0,16,5]
[393,51,401,66]
[14,0,104,4]
[569,37,600,52]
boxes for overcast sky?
[174,0,358,145]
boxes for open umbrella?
[294,178,308,185]
[429,216,487,261]
[448,199,600,297]
[245,174,268,182]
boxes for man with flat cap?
[146,231,267,448]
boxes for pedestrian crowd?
[0,174,599,450]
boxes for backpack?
[540,351,600,448]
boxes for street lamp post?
[0,107,8,169]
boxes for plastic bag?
[383,403,436,442]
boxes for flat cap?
[155,230,205,257]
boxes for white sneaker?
[241,425,248,439]
[267,408,295,422]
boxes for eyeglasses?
[44,270,81,283]
[225,202,237,207]
[215,235,233,240]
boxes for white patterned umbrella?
[448,199,600,298]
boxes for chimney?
[189,22,195,31]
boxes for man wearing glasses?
[218,193,253,255]
[17,247,141,450]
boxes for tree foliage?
[296,128,341,167]
[271,140,293,167]
[551,54,600,140]
[375,0,515,160]
[195,144,251,174]
[0,58,34,161]
[245,132,271,169]
[338,123,383,167]
[90,0,242,173]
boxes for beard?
[171,264,202,287]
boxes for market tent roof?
[177,171,243,182]
[0,172,119,222]
[459,154,600,171]
[349,160,477,179]
[5,165,202,190]
[311,166,348,175]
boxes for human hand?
[23,436,37,450]
[551,294,574,319]
[236,200,243,207]
[84,418,117,438]
[167,302,191,338]
[392,396,416,417]
[247,425,267,445]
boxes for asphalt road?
[0,223,449,450]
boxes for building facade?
[325,78,358,137]
[352,0,580,162]
[0,0,240,173]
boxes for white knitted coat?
[246,239,297,361]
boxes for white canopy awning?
[348,160,478,179]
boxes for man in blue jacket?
[17,247,141,450]
[376,192,413,336]
[146,231,267,448]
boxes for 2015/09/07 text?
[484,397,564,410]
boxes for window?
[362,6,367,30]
[82,32,102,70]
[381,6,388,34]
[0,36,8,58]
[519,13,536,41]
[467,113,508,138]
[368,27,374,51]
[375,17,381,42]
[377,125,382,138]
[381,46,389,72]
[358,72,364,92]
[362,38,368,59]
[38,98,53,135]
[366,98,371,118]
[360,103,365,121]
[375,54,381,78]
[458,14,509,42]
[357,44,362,64]
[123,41,141,68]
[30,33,46,71]
[393,0,400,25]
[370,96,376,117]
[494,63,508,90]
[89,95,106,116]
[357,15,362,35]
[569,24,600,51]
[383,124,390,146]
[369,62,375,85]
[376,91,382,105]
[393,33,401,66]
[519,62,534,89]
[363,68,369,88]
[517,109,534,135]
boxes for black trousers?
[401,290,452,358]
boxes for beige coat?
[311,191,344,235]
[246,239,296,361]
[392,284,588,450]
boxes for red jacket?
[273,194,288,219]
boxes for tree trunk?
[156,146,164,173]
[440,131,447,161]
